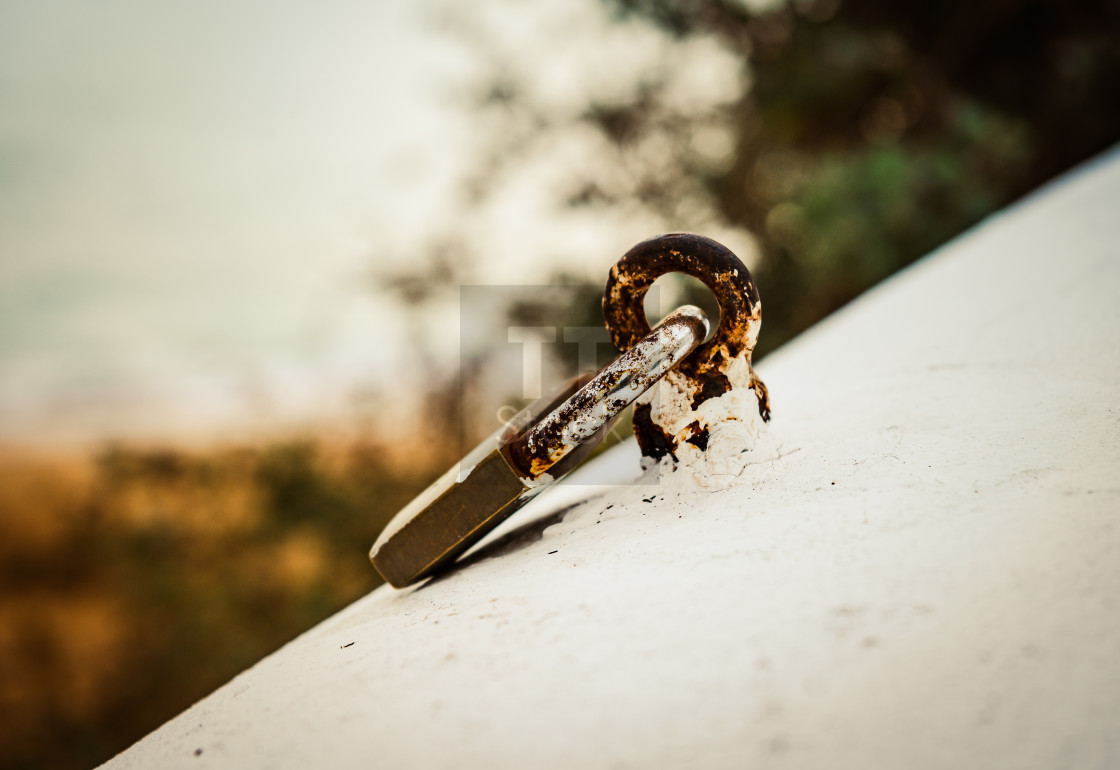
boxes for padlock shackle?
[507,305,708,479]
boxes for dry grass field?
[0,439,448,770]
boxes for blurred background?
[1,0,1118,767]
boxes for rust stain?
[683,420,710,451]
[507,309,706,479]
[632,403,678,462]
[603,233,769,459]
[603,233,761,380]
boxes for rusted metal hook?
[603,233,770,463]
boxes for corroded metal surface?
[508,306,708,479]
[603,233,770,463]
[371,307,708,587]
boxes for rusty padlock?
[370,305,709,588]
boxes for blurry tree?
[386,0,1119,362]
[597,0,1119,349]
[0,441,426,770]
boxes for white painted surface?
[102,148,1120,769]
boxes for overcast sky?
[0,0,753,446]
[0,0,479,443]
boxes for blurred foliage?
[594,0,1115,353]
[0,441,444,770]
[388,0,1118,359]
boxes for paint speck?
[548,550,558,554]
[766,736,789,755]
[194,748,203,757]
[341,642,354,648]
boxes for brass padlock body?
[370,378,601,588]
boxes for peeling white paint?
[639,352,770,489]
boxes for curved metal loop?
[507,305,709,479]
[602,233,761,380]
